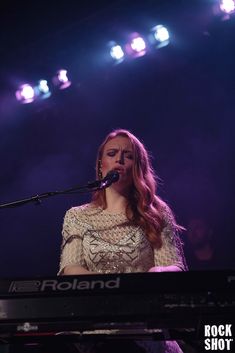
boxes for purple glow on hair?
[15,84,35,103]
[220,0,235,13]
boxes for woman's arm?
[153,204,188,272]
[58,207,90,275]
[148,265,182,272]
[62,264,95,275]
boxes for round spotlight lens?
[130,37,146,52]
[154,25,169,42]
[38,80,49,94]
[21,84,35,100]
[57,70,69,83]
[16,84,35,103]
[220,0,235,13]
[110,45,124,60]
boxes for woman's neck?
[104,187,128,214]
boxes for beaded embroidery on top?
[58,203,187,274]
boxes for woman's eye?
[107,151,116,156]
[126,154,133,160]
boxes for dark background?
[0,0,234,277]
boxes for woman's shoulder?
[66,203,101,217]
[156,197,185,237]
[156,196,175,222]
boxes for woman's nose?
[116,152,124,164]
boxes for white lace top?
[58,203,187,274]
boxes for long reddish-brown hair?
[92,129,179,248]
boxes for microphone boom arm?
[0,171,119,209]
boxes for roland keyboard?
[0,270,234,342]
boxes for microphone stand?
[0,179,103,209]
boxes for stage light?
[130,36,146,53]
[58,70,69,83]
[152,25,170,48]
[107,40,125,64]
[125,33,147,58]
[53,69,71,89]
[38,80,49,94]
[219,0,235,14]
[110,45,124,61]
[15,84,35,104]
[34,79,51,100]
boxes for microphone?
[86,170,119,190]
[100,170,120,189]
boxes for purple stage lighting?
[126,33,147,58]
[130,37,146,53]
[53,69,71,89]
[15,84,35,104]
[58,70,69,83]
[220,0,235,13]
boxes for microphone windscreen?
[104,170,119,184]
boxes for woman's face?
[101,136,134,188]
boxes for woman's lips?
[113,168,124,173]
